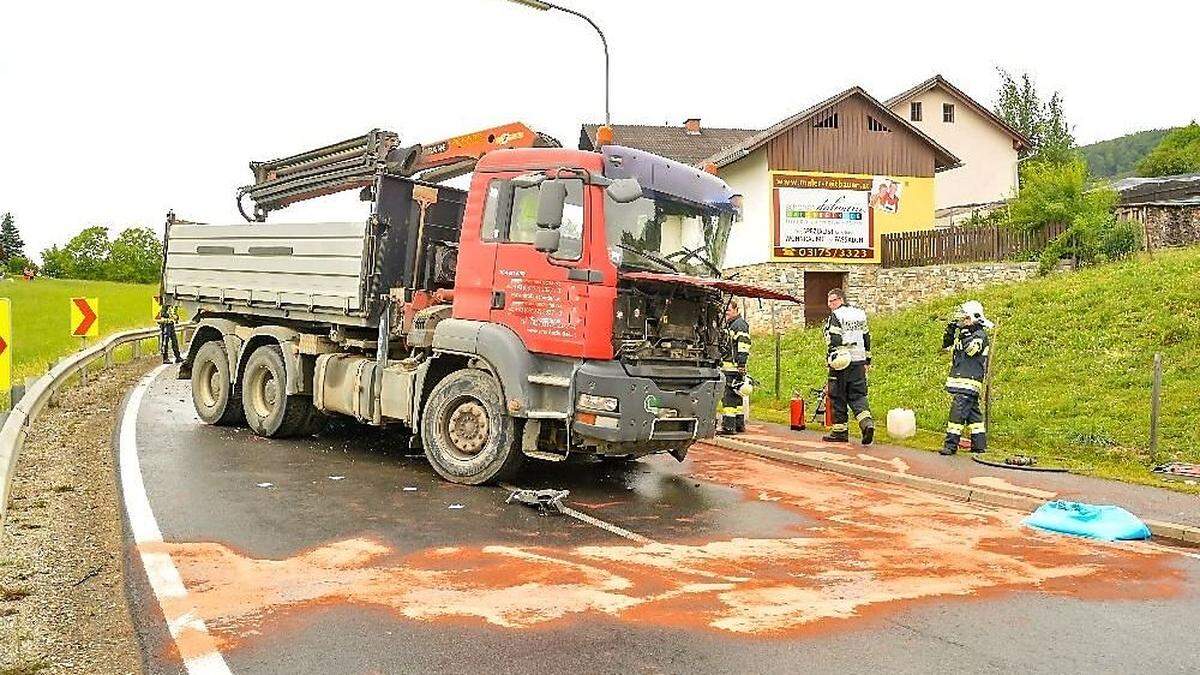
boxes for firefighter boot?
[860,418,875,446]
[822,426,850,443]
[735,414,746,433]
[940,439,958,456]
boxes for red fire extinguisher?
[789,392,805,431]
[823,386,834,428]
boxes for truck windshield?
[604,193,733,278]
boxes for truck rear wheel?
[241,344,317,438]
[191,340,244,426]
[421,369,523,485]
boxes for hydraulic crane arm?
[237,123,561,222]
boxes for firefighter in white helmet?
[940,300,993,455]
[822,288,874,445]
[720,301,753,434]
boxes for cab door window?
[482,178,585,260]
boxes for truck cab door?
[488,178,592,357]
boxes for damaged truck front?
[164,134,795,485]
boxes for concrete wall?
[719,147,772,268]
[729,259,1045,331]
[889,85,1019,210]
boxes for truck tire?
[191,341,244,426]
[241,344,317,438]
[421,369,523,485]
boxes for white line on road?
[119,366,233,675]
[501,483,657,544]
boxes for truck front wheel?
[191,340,244,426]
[421,369,523,485]
[241,344,318,438]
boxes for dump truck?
[163,124,795,484]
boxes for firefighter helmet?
[827,346,852,371]
[960,300,994,328]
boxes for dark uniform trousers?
[946,392,985,451]
[828,362,871,435]
[721,315,752,433]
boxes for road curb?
[708,436,1200,546]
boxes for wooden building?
[582,86,960,324]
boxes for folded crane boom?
[236,122,560,221]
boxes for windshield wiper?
[614,242,682,274]
[666,245,723,277]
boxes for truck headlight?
[578,393,619,413]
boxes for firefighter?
[940,300,993,455]
[157,296,182,364]
[720,301,752,434]
[822,288,874,445]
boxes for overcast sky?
[2,0,1196,259]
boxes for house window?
[910,102,922,122]
[943,103,955,123]
[867,116,890,132]
[813,112,838,129]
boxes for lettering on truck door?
[488,178,589,357]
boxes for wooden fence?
[880,222,1067,268]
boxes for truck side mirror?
[534,228,561,253]
[606,178,643,204]
[537,180,567,229]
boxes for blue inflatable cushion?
[1023,500,1151,541]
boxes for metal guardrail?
[0,324,191,525]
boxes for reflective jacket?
[724,315,751,370]
[824,305,871,364]
[156,304,180,325]
[944,322,989,395]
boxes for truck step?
[527,374,571,387]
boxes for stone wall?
[729,260,1047,331]
[1117,204,1200,250]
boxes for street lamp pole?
[505,0,610,125]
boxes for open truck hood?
[620,271,800,303]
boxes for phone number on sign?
[774,247,875,259]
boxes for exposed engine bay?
[613,279,726,370]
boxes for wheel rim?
[248,364,280,420]
[443,397,490,460]
[196,359,220,408]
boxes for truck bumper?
[569,361,719,450]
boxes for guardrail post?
[132,338,140,359]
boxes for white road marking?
[501,482,657,544]
[119,366,233,675]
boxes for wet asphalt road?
[121,368,1200,674]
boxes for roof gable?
[578,123,759,166]
[885,75,1031,150]
[702,87,961,172]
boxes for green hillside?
[748,247,1200,490]
[0,277,158,381]
[1079,128,1174,179]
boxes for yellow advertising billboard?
[770,170,935,264]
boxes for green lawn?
[748,247,1200,491]
[0,277,159,382]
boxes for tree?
[40,244,71,278]
[61,226,112,280]
[107,227,164,283]
[0,212,24,264]
[1007,158,1130,273]
[1136,122,1200,177]
[994,69,1075,164]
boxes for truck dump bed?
[165,221,373,322]
[165,174,468,328]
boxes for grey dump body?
[164,174,466,328]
